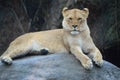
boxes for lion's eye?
[78,18,82,20]
[69,18,72,20]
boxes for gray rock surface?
[0,53,120,80]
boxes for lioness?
[0,7,103,69]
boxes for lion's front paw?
[1,56,12,65]
[81,59,93,70]
[93,56,103,67]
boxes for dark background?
[0,0,119,67]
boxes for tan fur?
[0,7,103,69]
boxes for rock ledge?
[0,53,120,80]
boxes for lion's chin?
[70,31,79,35]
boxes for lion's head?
[62,7,89,35]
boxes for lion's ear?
[83,8,89,18]
[83,8,89,14]
[62,7,68,17]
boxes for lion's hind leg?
[0,40,49,65]
[0,40,35,65]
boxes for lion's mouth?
[73,29,77,31]
[72,28,79,31]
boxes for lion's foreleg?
[88,47,103,67]
[70,46,93,70]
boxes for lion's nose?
[72,25,78,28]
